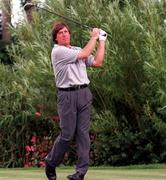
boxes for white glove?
[99,29,107,41]
[164,19,166,25]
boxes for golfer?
[45,21,107,180]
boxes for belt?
[58,84,88,91]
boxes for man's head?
[52,21,71,46]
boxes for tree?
[22,0,34,23]
[0,0,11,42]
[0,9,3,40]
[0,0,12,64]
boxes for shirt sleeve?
[52,46,80,65]
[85,55,95,67]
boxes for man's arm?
[92,41,105,68]
[77,28,99,60]
[92,29,107,68]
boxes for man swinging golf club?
[45,21,107,180]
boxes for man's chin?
[60,42,70,47]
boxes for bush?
[0,112,59,167]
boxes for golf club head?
[23,3,110,37]
[23,2,36,11]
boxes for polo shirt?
[51,45,94,88]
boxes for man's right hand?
[90,28,100,40]
[77,28,100,60]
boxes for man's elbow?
[78,50,89,60]
[96,63,103,68]
[93,61,103,68]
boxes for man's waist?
[58,84,88,91]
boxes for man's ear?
[55,38,58,44]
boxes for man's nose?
[62,31,67,35]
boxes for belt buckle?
[72,85,79,90]
[78,85,81,89]
[72,85,83,90]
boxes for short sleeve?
[85,55,94,67]
[52,45,80,65]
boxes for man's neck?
[56,44,71,48]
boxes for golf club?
[23,2,109,37]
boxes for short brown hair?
[51,21,71,43]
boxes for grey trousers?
[45,87,92,175]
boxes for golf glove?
[99,29,107,41]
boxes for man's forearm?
[78,37,97,59]
[93,41,105,67]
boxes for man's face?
[56,27,70,47]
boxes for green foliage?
[0,113,58,167]
[0,2,59,167]
[62,0,166,165]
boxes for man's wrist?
[98,41,105,48]
[91,36,98,41]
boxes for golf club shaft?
[39,7,91,29]
[24,3,110,36]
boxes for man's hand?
[77,28,100,60]
[90,28,100,40]
[99,29,107,41]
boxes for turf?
[0,164,166,180]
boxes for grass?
[0,164,166,180]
